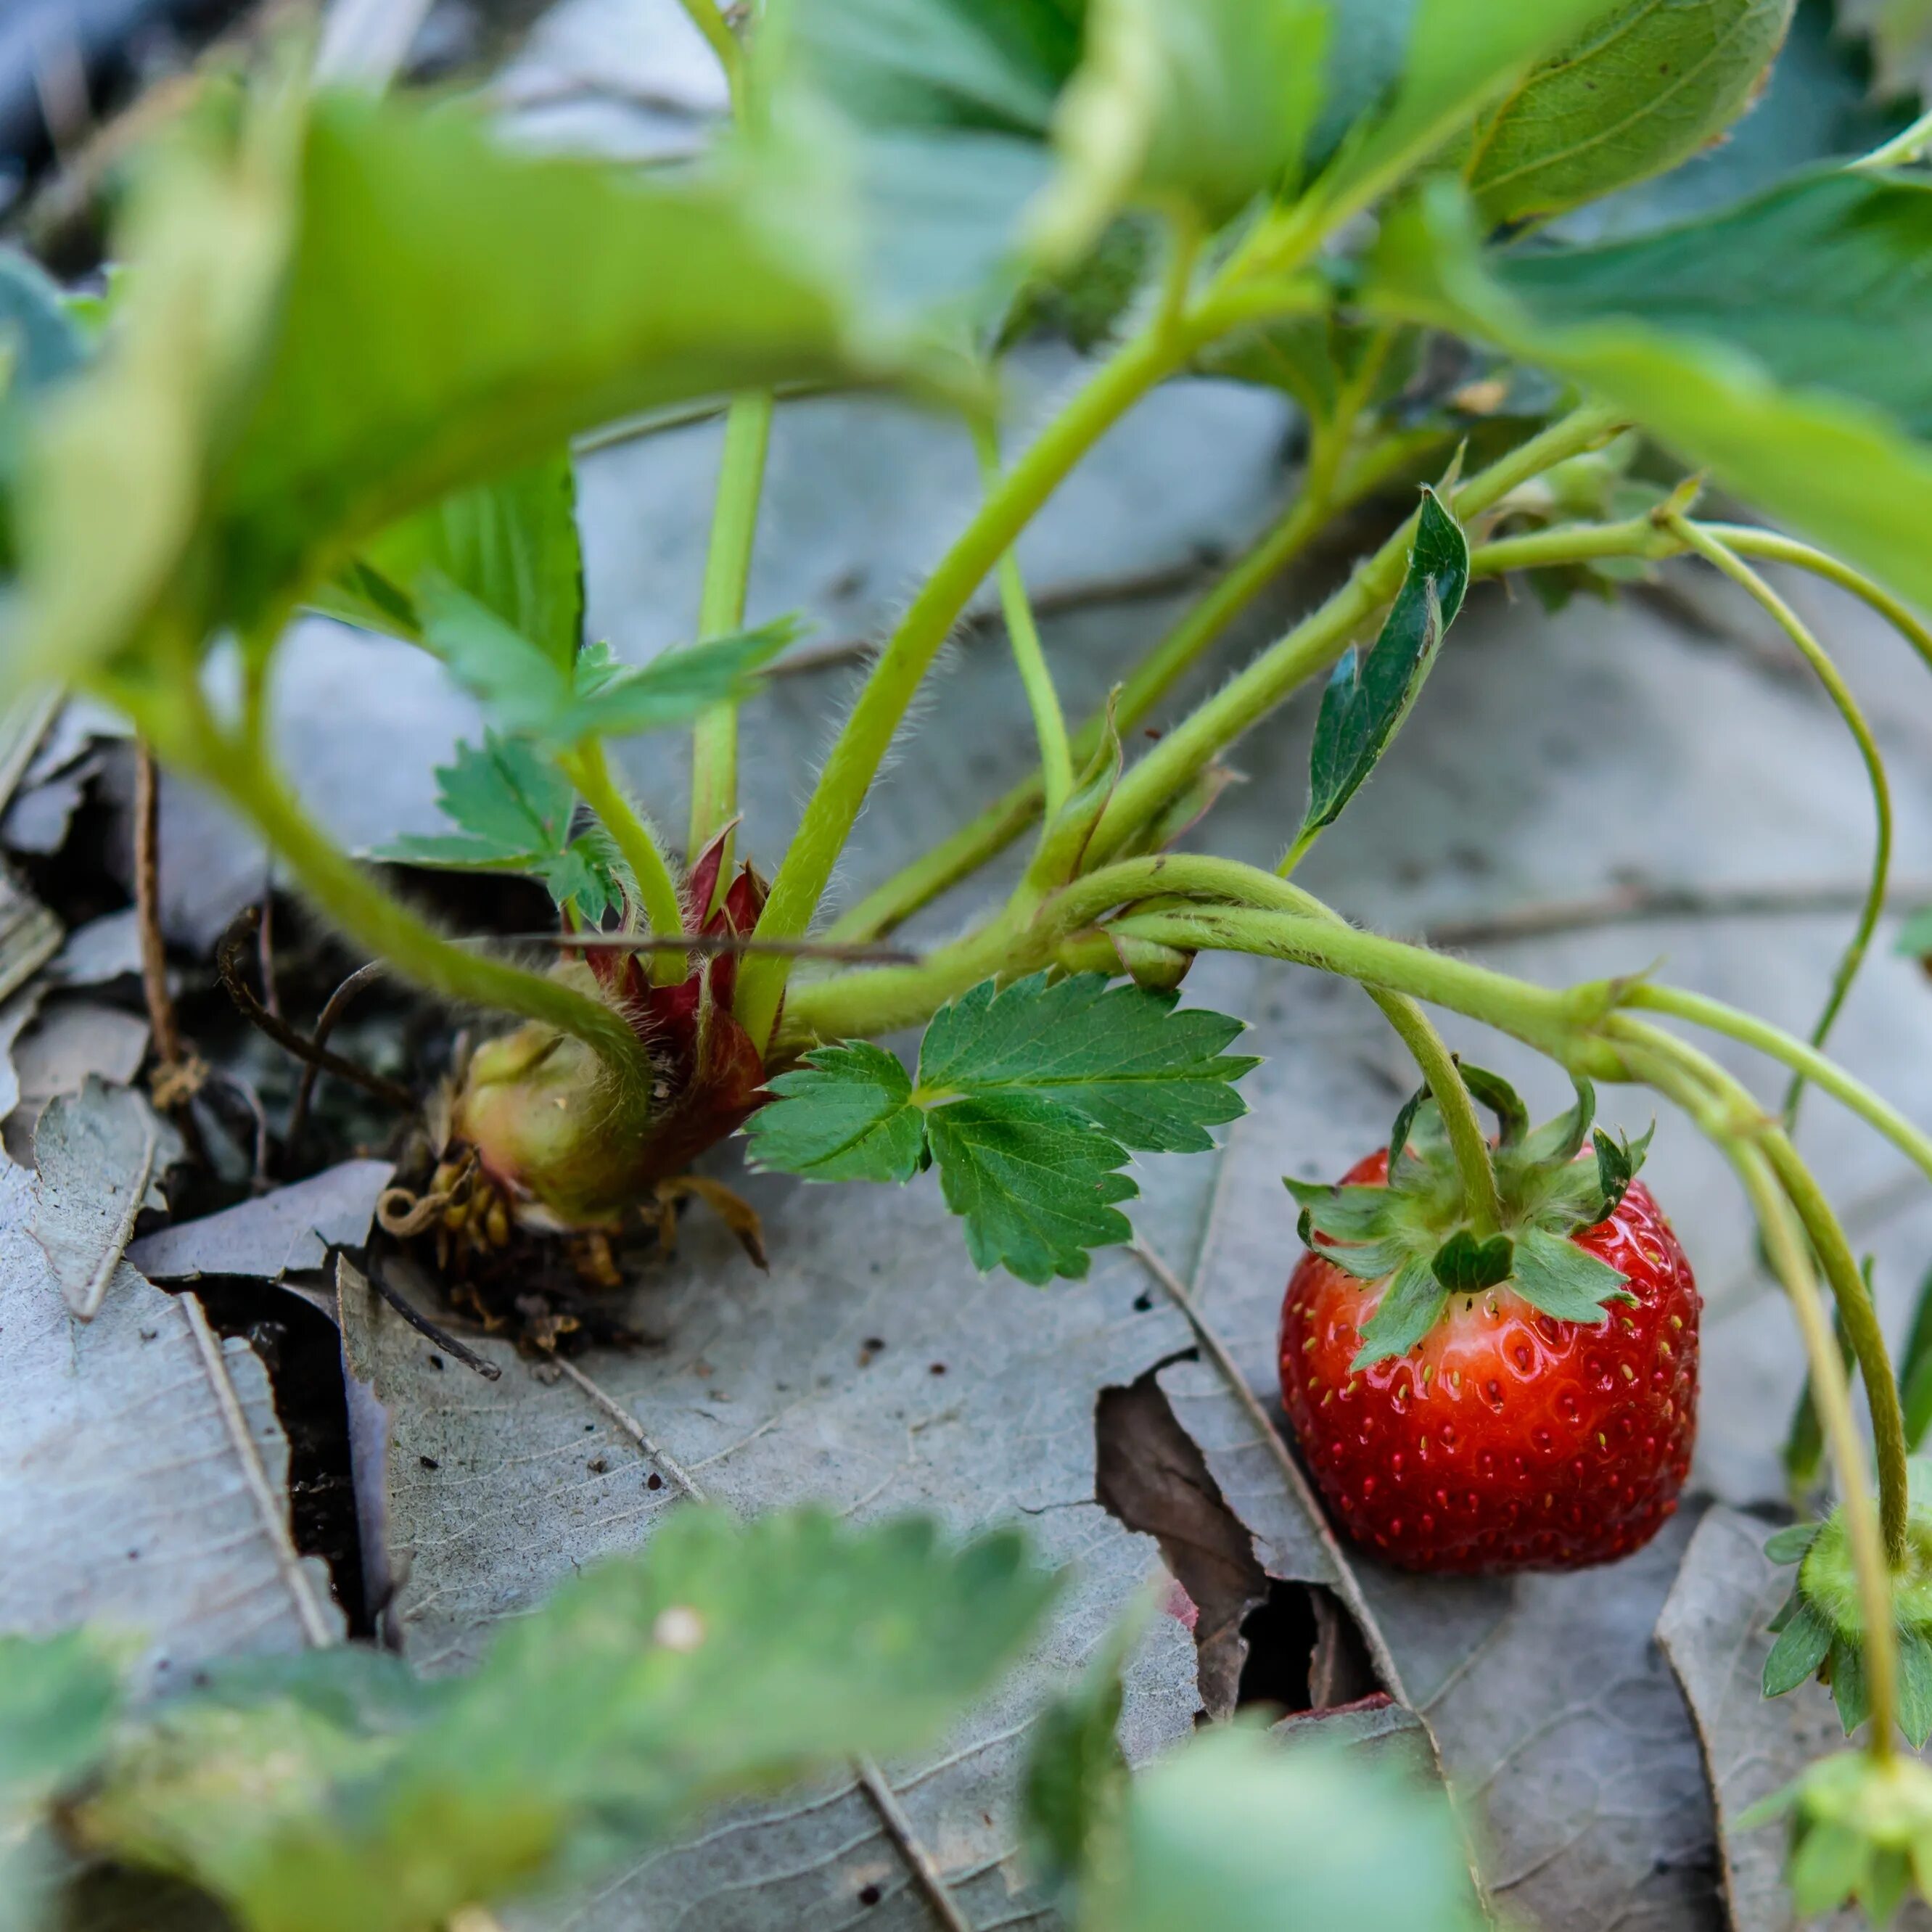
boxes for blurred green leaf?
[1463,0,1794,226]
[14,82,887,696]
[1368,171,1932,609]
[1087,1725,1480,1932]
[0,1631,123,1798]
[1035,0,1328,261]
[1315,0,1635,215]
[1899,1261,1932,1451]
[75,1507,1057,1932]
[1021,1609,1135,1904]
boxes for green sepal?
[1762,1598,1833,1698]
[1430,1228,1514,1295]
[1386,1083,1431,1180]
[1353,1257,1449,1369]
[1899,1627,1932,1751]
[1283,1177,1402,1242]
[1764,1522,1820,1566]
[1518,1077,1595,1167]
[1767,1586,1798,1635]
[1318,1236,1417,1284]
[1791,1820,1875,1920]
[1455,1064,1526,1148]
[1746,1751,1932,1928]
[1897,1259,1932,1452]
[1510,1225,1633,1323]
[1829,1635,1870,1737]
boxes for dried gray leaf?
[128,1159,394,1283]
[1656,1505,1927,1932]
[2,757,97,856]
[0,866,59,1011]
[47,910,143,988]
[0,1159,342,1697]
[10,1003,149,1112]
[31,1077,183,1320]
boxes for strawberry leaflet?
[747,973,1257,1284]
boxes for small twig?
[286,961,387,1166]
[853,1756,976,1932]
[552,1357,704,1495]
[256,887,281,1019]
[133,741,184,1072]
[1418,876,1932,951]
[217,910,418,1116]
[505,931,918,963]
[364,1252,501,1381]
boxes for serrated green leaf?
[370,733,617,921]
[78,1507,1058,1932]
[1354,1256,1450,1365]
[564,617,802,740]
[315,454,582,672]
[1508,1223,1632,1321]
[926,1093,1138,1284]
[1762,1598,1833,1697]
[746,1043,928,1182]
[1463,0,1795,226]
[1368,170,1932,612]
[1035,0,1329,262]
[1299,488,1468,839]
[916,973,1256,1154]
[420,572,573,735]
[1764,1521,1820,1565]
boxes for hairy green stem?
[1614,985,1932,1191]
[1713,1137,1896,1755]
[1700,525,1932,678]
[1668,516,1892,1123]
[738,311,1257,1048]
[1854,106,1932,170]
[688,390,776,865]
[823,432,1435,944]
[1085,403,1624,861]
[1611,1011,1912,1566]
[207,732,653,1086]
[1468,514,1679,577]
[560,739,687,982]
[972,416,1072,817]
[1368,989,1504,1234]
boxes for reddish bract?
[1278,1149,1699,1574]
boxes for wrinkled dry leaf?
[128,1159,394,1283]
[47,910,144,989]
[0,1159,341,1695]
[30,1077,183,1320]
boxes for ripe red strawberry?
[1277,1077,1698,1574]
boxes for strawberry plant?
[6,0,1932,1922]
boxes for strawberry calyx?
[1762,1456,1932,1748]
[1738,1747,1932,1923]
[449,827,773,1230]
[1284,1069,1653,1369]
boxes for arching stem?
[1666,515,1891,1125]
